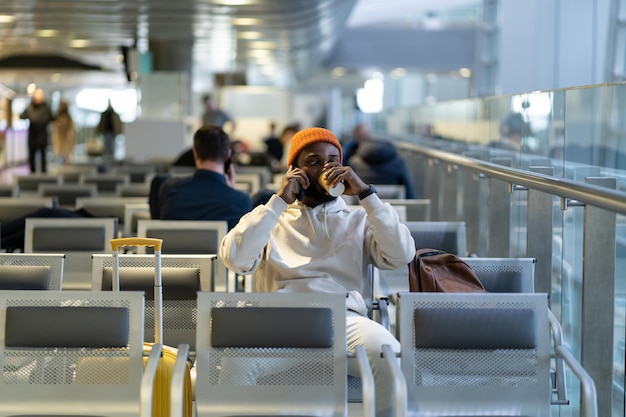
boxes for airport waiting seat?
[0,253,65,290]
[14,174,61,194]
[115,183,151,197]
[235,172,262,195]
[386,292,598,417]
[0,184,16,197]
[52,165,98,183]
[136,219,226,255]
[0,197,57,224]
[80,173,131,193]
[24,217,118,290]
[347,204,407,222]
[136,219,228,291]
[463,257,536,293]
[38,183,98,207]
[111,164,157,184]
[383,199,432,221]
[0,290,160,417]
[403,221,467,256]
[171,292,375,417]
[123,203,151,236]
[376,256,537,303]
[75,196,149,226]
[372,221,468,309]
[91,253,216,352]
[350,256,538,404]
[342,184,407,205]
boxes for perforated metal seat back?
[195,292,347,417]
[92,254,215,351]
[397,292,551,417]
[463,257,536,293]
[403,221,467,256]
[25,218,118,290]
[0,253,65,290]
[0,290,145,417]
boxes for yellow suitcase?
[112,237,193,417]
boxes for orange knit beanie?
[287,127,343,167]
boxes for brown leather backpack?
[408,248,487,292]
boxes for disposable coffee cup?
[319,171,345,197]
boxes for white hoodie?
[219,193,416,316]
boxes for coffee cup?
[318,170,345,197]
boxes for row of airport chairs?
[6,166,271,199]
[0,289,597,417]
[15,217,227,291]
[6,215,459,291]
[0,220,598,416]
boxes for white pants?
[216,310,401,417]
[347,311,401,417]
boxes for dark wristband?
[358,184,377,200]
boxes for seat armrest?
[354,345,375,417]
[548,309,598,417]
[547,308,568,404]
[381,344,407,417]
[141,343,163,417]
[170,344,190,417]
[372,297,390,331]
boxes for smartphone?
[294,181,305,200]
[224,157,232,172]
[291,164,305,200]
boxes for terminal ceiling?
[0,0,480,90]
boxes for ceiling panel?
[0,0,358,88]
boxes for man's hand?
[277,165,309,204]
[321,163,369,196]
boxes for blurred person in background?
[52,100,76,166]
[277,123,301,172]
[20,88,54,173]
[96,100,123,161]
[201,93,236,135]
[347,139,416,199]
[342,122,371,165]
[263,121,282,162]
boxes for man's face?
[295,142,341,206]
[33,89,44,104]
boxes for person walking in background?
[201,93,236,134]
[96,100,123,160]
[20,88,54,173]
[51,100,76,165]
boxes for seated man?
[347,139,416,199]
[219,127,415,416]
[151,124,252,230]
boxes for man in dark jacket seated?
[149,124,252,230]
[347,139,416,199]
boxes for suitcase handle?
[111,237,163,251]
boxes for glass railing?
[373,81,626,417]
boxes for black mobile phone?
[224,157,232,172]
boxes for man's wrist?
[358,184,377,200]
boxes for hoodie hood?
[355,140,397,164]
